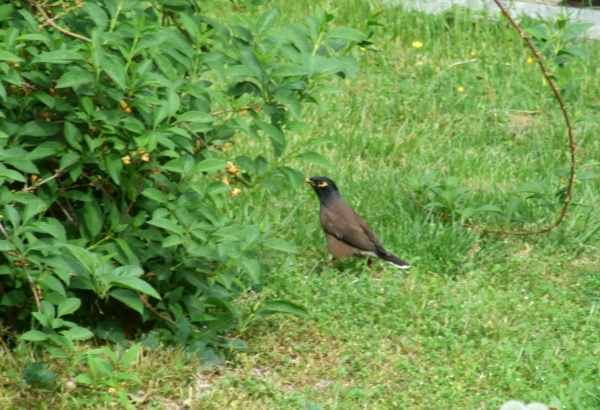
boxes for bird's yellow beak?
[305,178,313,184]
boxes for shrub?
[0,0,369,367]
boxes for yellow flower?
[471,51,476,57]
[527,57,534,64]
[359,47,366,51]
[542,78,547,85]
[141,153,150,162]
[231,188,242,197]
[31,174,39,182]
[226,161,240,176]
[121,155,131,165]
[416,61,424,66]
[222,177,230,186]
[457,86,464,93]
[412,41,423,49]
[108,387,116,395]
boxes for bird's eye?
[317,181,328,188]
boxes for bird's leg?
[367,257,374,272]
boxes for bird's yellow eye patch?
[317,181,328,188]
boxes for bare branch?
[23,263,41,312]
[0,221,11,242]
[22,170,63,192]
[27,0,91,43]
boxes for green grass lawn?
[4,1,600,409]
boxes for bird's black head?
[305,176,340,204]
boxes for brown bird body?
[306,177,410,269]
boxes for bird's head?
[305,176,340,201]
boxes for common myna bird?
[305,176,410,269]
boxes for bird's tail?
[380,253,411,269]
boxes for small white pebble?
[526,403,549,410]
[500,400,526,410]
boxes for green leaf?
[0,50,23,62]
[577,171,600,181]
[560,47,588,59]
[40,275,66,297]
[57,298,82,317]
[195,158,227,173]
[32,50,85,64]
[16,121,59,138]
[297,151,335,170]
[257,300,310,318]
[73,374,93,385]
[162,235,182,247]
[147,218,183,235]
[62,327,94,341]
[22,199,48,223]
[274,91,302,121]
[326,27,366,42]
[64,122,82,150]
[142,188,168,203]
[104,153,123,184]
[83,200,104,238]
[110,277,161,300]
[82,2,108,31]
[271,65,309,77]
[112,265,143,278]
[0,240,15,251]
[524,25,548,41]
[255,120,285,155]
[59,151,80,171]
[561,23,594,43]
[120,343,141,368]
[102,53,127,90]
[21,330,49,342]
[110,288,144,315]
[56,70,94,88]
[1,289,25,306]
[2,158,39,174]
[27,238,64,252]
[0,169,26,182]
[239,258,260,284]
[257,9,279,35]
[306,56,346,77]
[177,111,213,123]
[477,205,504,214]
[224,65,257,77]
[262,238,298,254]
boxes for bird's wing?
[320,200,380,253]
[355,211,390,256]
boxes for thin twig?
[406,1,577,237]
[182,123,214,151]
[120,180,144,223]
[209,103,262,117]
[55,199,77,225]
[139,293,178,325]
[22,170,63,192]
[0,221,11,242]
[23,263,41,312]
[80,172,118,205]
[27,0,91,43]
